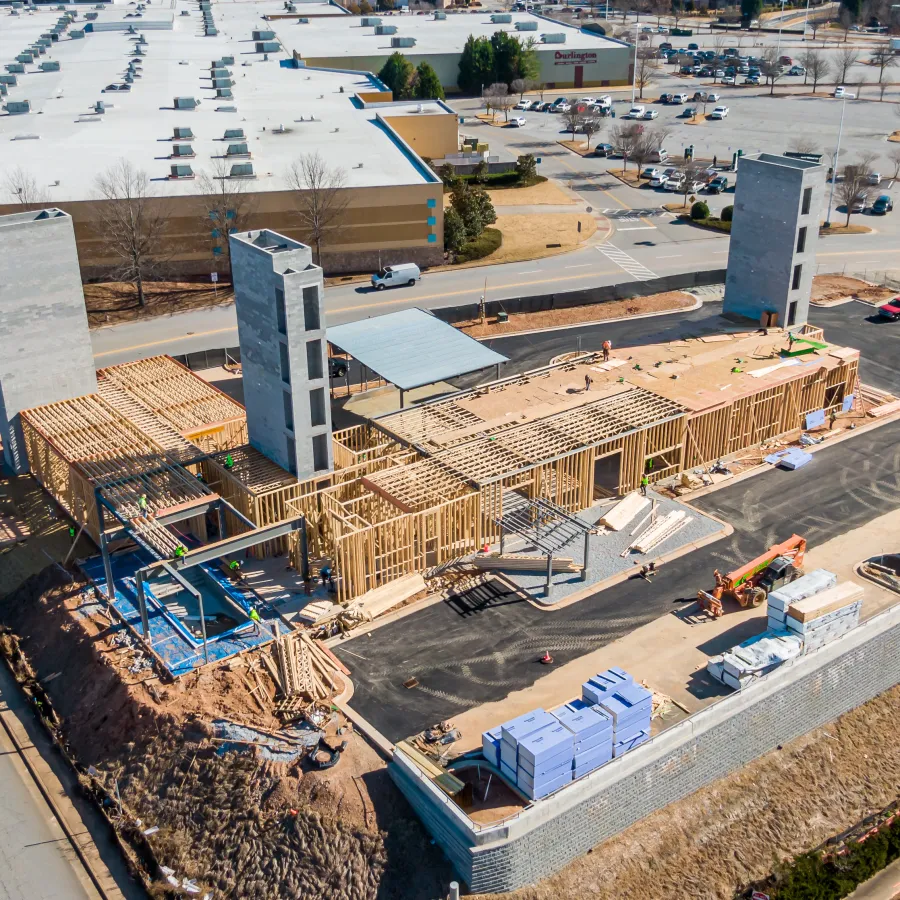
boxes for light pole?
[775,0,786,57]
[803,0,811,40]
[631,20,638,104]
[825,97,846,227]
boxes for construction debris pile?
[707,569,863,690]
[482,668,651,801]
[265,628,347,718]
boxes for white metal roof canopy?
[326,308,508,392]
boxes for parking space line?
[616,225,657,231]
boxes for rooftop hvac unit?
[360,16,381,25]
[229,162,254,177]
[5,100,31,114]
[206,26,218,35]
[124,72,134,82]
[40,60,60,71]
[70,29,85,38]
[252,29,275,40]
[216,88,233,98]
[170,164,194,178]
[171,143,194,157]
[95,100,105,112]
[210,67,231,77]
[17,53,34,63]
[174,96,198,109]
[6,63,25,73]
[221,55,234,65]
[255,41,280,53]
[223,127,244,139]
[299,17,308,23]
[434,11,446,18]
[515,20,537,30]
[226,142,249,156]
[541,32,566,42]
[391,36,416,47]
[84,11,97,18]
[0,85,7,97]
[375,24,397,34]
[212,78,232,88]
[0,75,18,86]
[491,12,512,22]
[173,126,193,139]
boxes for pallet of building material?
[785,581,864,623]
[787,601,860,635]
[631,511,690,554]
[767,569,837,612]
[867,398,900,418]
[346,573,426,621]
[472,555,580,573]
[294,599,343,625]
[270,630,341,703]
[597,493,649,532]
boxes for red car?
[878,300,900,321]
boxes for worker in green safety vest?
[249,607,261,635]
[138,493,149,519]
[224,453,234,470]
[174,545,186,558]
[640,474,649,497]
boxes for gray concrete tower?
[229,229,333,479]
[0,209,97,474]
[723,153,825,329]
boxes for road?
[90,53,900,366]
[332,300,900,741]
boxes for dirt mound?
[0,567,452,899]
[811,275,895,306]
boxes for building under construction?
[20,323,860,616]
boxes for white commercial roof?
[293,10,624,58]
[0,1,443,203]
[327,308,509,392]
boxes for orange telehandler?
[697,534,807,618]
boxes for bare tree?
[286,152,350,266]
[836,159,873,225]
[889,145,900,181]
[94,160,169,308]
[835,46,860,85]
[629,129,658,173]
[562,104,588,141]
[710,34,728,70]
[808,15,824,43]
[838,7,855,41]
[484,82,516,122]
[870,46,896,99]
[680,159,711,208]
[4,166,48,208]
[635,47,657,99]
[196,159,257,281]
[800,49,829,92]
[788,136,820,155]
[537,83,547,104]
[511,78,528,101]
[581,114,604,149]
[761,48,786,96]
[610,122,642,171]
[650,0,668,28]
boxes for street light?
[824,97,847,228]
[631,20,638,104]
[776,0,786,57]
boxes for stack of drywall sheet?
[767,569,837,630]
[497,708,555,784]
[516,722,575,800]
[786,582,863,652]
[598,493,649,531]
[581,666,633,706]
[707,629,804,690]
[598,681,652,757]
[551,703,614,779]
[481,726,502,768]
[765,447,812,470]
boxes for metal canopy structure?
[498,494,591,555]
[326,307,508,393]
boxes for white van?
[627,104,645,118]
[371,263,421,290]
[672,93,688,104]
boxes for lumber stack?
[630,510,691,554]
[766,569,837,630]
[472,555,580,574]
[268,630,342,704]
[346,572,426,620]
[783,582,863,652]
[598,493,649,532]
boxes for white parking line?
[519,269,540,273]
[616,226,657,231]
[657,254,682,258]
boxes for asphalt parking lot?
[334,301,900,741]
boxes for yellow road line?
[94,268,620,358]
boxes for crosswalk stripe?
[596,244,658,281]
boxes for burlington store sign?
[554,50,598,66]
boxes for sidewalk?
[847,856,900,900]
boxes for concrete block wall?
[723,153,824,328]
[0,208,96,474]
[390,601,900,893]
[230,229,332,479]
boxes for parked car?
[593,142,614,157]
[659,41,673,50]
[643,108,659,119]
[328,357,348,379]
[710,105,729,119]
[643,166,664,180]
[679,106,697,117]
[687,42,699,49]
[649,147,669,163]
[371,263,421,290]
[779,55,792,65]
[514,99,530,110]
[723,75,737,85]
[877,301,900,320]
[706,175,729,193]
[578,96,597,105]
[665,173,686,192]
[626,104,645,118]
[834,86,855,98]
[742,75,758,85]
[687,179,706,193]
[672,93,688,104]
[540,102,554,112]
[528,99,543,110]
[657,24,668,32]
[650,171,671,187]
[868,172,882,185]
[788,65,805,75]
[706,92,720,102]
[872,194,894,214]
[508,116,527,127]
[850,193,868,213]
[680,65,695,74]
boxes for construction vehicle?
[698,534,807,618]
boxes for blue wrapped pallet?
[550,704,612,748]
[481,727,502,768]
[498,708,555,770]
[518,767,572,800]
[573,741,613,778]
[516,722,574,770]
[582,667,632,706]
[599,681,652,728]
[613,728,649,757]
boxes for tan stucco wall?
[0,182,444,279]
[381,112,459,160]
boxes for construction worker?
[584,373,593,392]
[224,453,234,470]
[640,473,649,497]
[602,339,612,362]
[320,564,334,591]
[174,545,186,559]
[249,607,261,635]
[138,493,149,519]
[829,408,838,430]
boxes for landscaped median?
[664,201,733,233]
